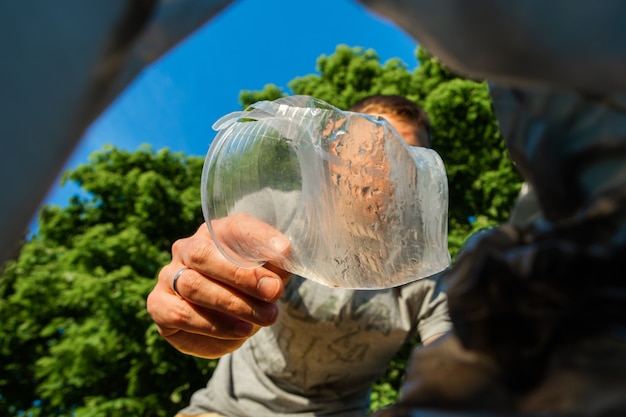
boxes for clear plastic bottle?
[201,95,450,289]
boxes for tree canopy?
[0,147,213,417]
[0,45,522,416]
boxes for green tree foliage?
[240,45,416,110]
[424,78,521,251]
[0,146,214,417]
[0,45,523,416]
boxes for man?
[147,95,451,417]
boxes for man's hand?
[146,217,291,358]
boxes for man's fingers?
[174,222,288,302]
[153,297,255,340]
[147,216,293,359]
[159,329,249,359]
[210,213,292,267]
[154,265,279,326]
[265,262,293,283]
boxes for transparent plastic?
[201,96,450,289]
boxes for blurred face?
[327,115,395,234]
[324,106,431,239]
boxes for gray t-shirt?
[179,189,451,416]
[180,274,449,417]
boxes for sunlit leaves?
[0,147,212,417]
[425,78,521,254]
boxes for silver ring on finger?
[172,267,188,298]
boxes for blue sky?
[39,0,419,216]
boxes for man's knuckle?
[231,266,254,288]
[187,241,216,265]
[181,272,203,298]
[169,304,193,327]
[171,238,185,255]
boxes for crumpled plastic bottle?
[201,95,450,289]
